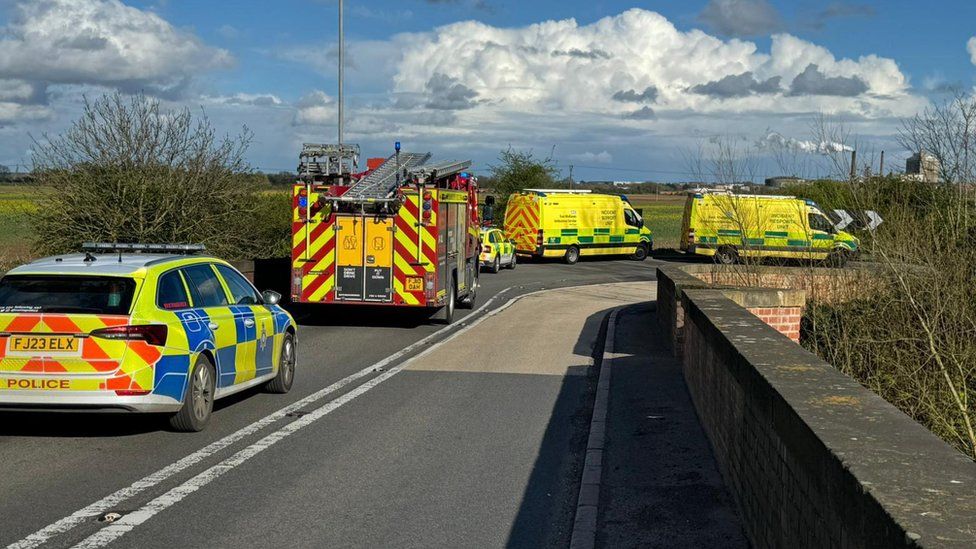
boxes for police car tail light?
[91,325,168,347]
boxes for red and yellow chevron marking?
[292,184,337,303]
[504,195,541,252]
[392,194,434,305]
[0,313,158,391]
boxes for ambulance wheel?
[631,243,649,261]
[265,332,296,394]
[169,355,216,432]
[564,246,580,265]
[826,249,851,268]
[715,246,738,265]
[490,255,501,273]
[508,253,517,269]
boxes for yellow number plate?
[406,277,424,292]
[8,335,79,355]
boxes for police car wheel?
[265,333,296,394]
[508,253,517,269]
[169,355,216,432]
[491,255,501,273]
[564,246,580,265]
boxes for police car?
[0,243,297,432]
[479,228,516,273]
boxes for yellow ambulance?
[503,189,652,264]
[679,191,859,265]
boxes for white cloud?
[968,37,976,65]
[206,93,284,107]
[0,0,232,98]
[568,151,613,164]
[757,131,853,154]
[294,91,337,126]
[392,9,923,120]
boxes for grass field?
[0,185,39,271]
[0,185,689,271]
[627,194,685,249]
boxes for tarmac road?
[0,258,661,549]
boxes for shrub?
[29,92,285,259]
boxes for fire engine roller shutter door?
[335,216,365,301]
[364,217,394,302]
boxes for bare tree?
[898,90,976,185]
[29,92,288,258]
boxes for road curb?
[569,307,619,549]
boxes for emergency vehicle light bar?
[81,242,207,254]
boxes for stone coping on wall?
[680,288,976,547]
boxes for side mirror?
[262,290,282,306]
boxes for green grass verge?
[631,198,684,249]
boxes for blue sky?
[1,0,975,181]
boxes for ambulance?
[679,191,859,265]
[503,189,652,264]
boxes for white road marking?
[8,287,518,549]
[71,287,548,548]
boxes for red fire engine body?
[291,145,480,323]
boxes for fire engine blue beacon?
[395,141,401,152]
[299,195,308,208]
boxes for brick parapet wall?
[677,289,976,548]
[746,306,802,342]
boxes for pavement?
[0,258,746,548]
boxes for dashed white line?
[8,286,519,549]
[71,287,549,549]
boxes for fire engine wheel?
[490,255,501,273]
[442,277,456,324]
[169,355,215,432]
[564,246,580,265]
[715,245,739,265]
[265,332,296,394]
[459,272,477,310]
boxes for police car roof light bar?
[81,242,207,255]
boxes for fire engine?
[291,142,481,323]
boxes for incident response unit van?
[679,191,859,265]
[503,189,652,264]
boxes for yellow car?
[479,228,516,273]
[0,243,297,431]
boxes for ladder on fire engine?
[410,159,472,183]
[340,152,431,201]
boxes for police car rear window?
[0,275,136,315]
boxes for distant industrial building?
[905,151,941,183]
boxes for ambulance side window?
[157,270,190,311]
[808,213,834,233]
[624,209,641,228]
